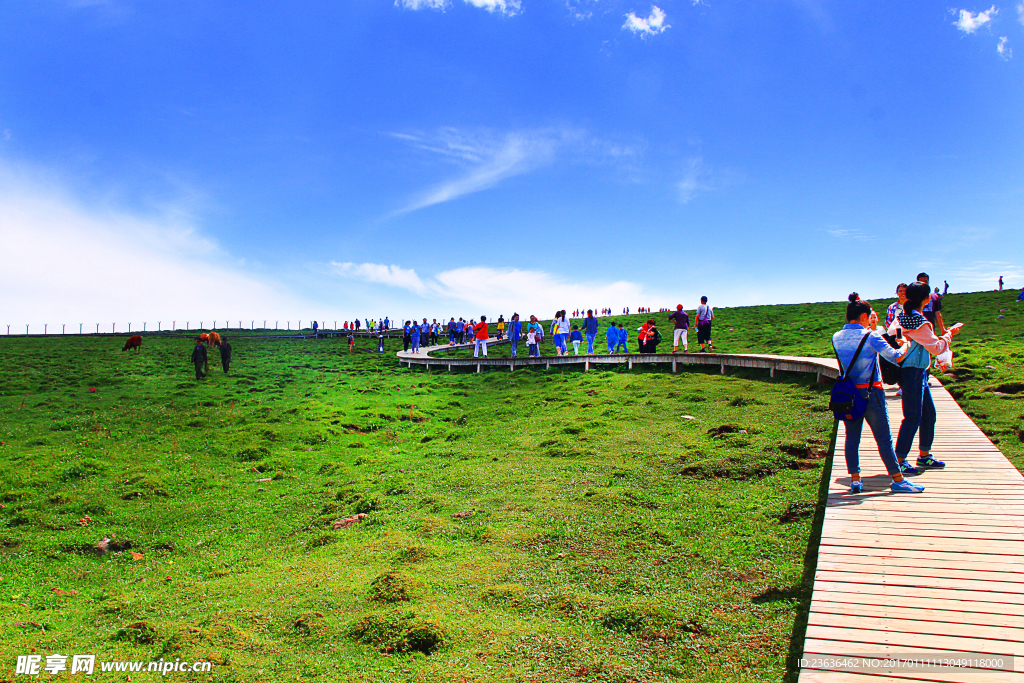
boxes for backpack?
[828,332,874,422]
[653,328,663,345]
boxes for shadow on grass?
[783,418,838,683]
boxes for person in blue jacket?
[420,318,430,348]
[834,293,920,494]
[508,313,522,357]
[584,310,599,354]
[410,320,421,354]
[402,321,412,352]
[606,321,619,354]
[616,323,629,353]
[569,325,584,355]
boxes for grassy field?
[0,289,1020,682]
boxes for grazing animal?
[199,333,210,345]
[122,335,142,352]
[207,331,222,347]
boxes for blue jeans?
[553,332,567,353]
[896,366,936,458]
[411,335,420,353]
[510,338,518,357]
[529,343,538,356]
[844,386,901,476]
[607,341,616,353]
[615,342,628,353]
[586,333,596,354]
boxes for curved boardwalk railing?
[397,337,841,380]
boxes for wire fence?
[2,320,401,337]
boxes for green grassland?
[0,289,1020,682]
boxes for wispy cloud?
[395,0,449,9]
[330,262,661,315]
[389,127,638,216]
[677,157,712,204]
[998,35,1012,58]
[396,0,519,14]
[391,130,560,215]
[329,262,427,295]
[947,260,1023,287]
[1018,1,1024,25]
[826,227,873,241]
[954,5,997,33]
[623,6,669,36]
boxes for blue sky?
[1,0,1022,328]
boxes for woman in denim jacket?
[895,281,962,473]
[833,294,921,494]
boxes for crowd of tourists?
[833,272,963,495]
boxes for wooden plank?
[805,625,1024,656]
[809,612,1024,644]
[813,570,1024,595]
[799,659,1020,683]
[809,600,1024,629]
[809,589,1024,617]
[816,560,1024,583]
[818,545,1024,566]
[811,580,1024,606]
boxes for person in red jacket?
[473,315,489,358]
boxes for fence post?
[112,323,115,333]
[79,323,82,334]
[26,324,29,335]
[7,325,9,335]
[62,324,65,335]
[158,322,161,332]
[128,322,131,333]
[213,320,216,329]
[96,323,99,333]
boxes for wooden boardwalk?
[397,338,842,380]
[800,378,1024,682]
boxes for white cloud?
[623,6,669,37]
[0,162,309,327]
[329,262,427,295]
[954,5,997,33]
[1018,1,1024,24]
[464,0,521,16]
[998,36,1012,58]
[330,262,660,317]
[395,0,449,10]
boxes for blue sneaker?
[891,479,925,493]
[850,481,863,494]
[898,460,919,475]
[916,455,946,469]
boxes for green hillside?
[0,289,1019,682]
